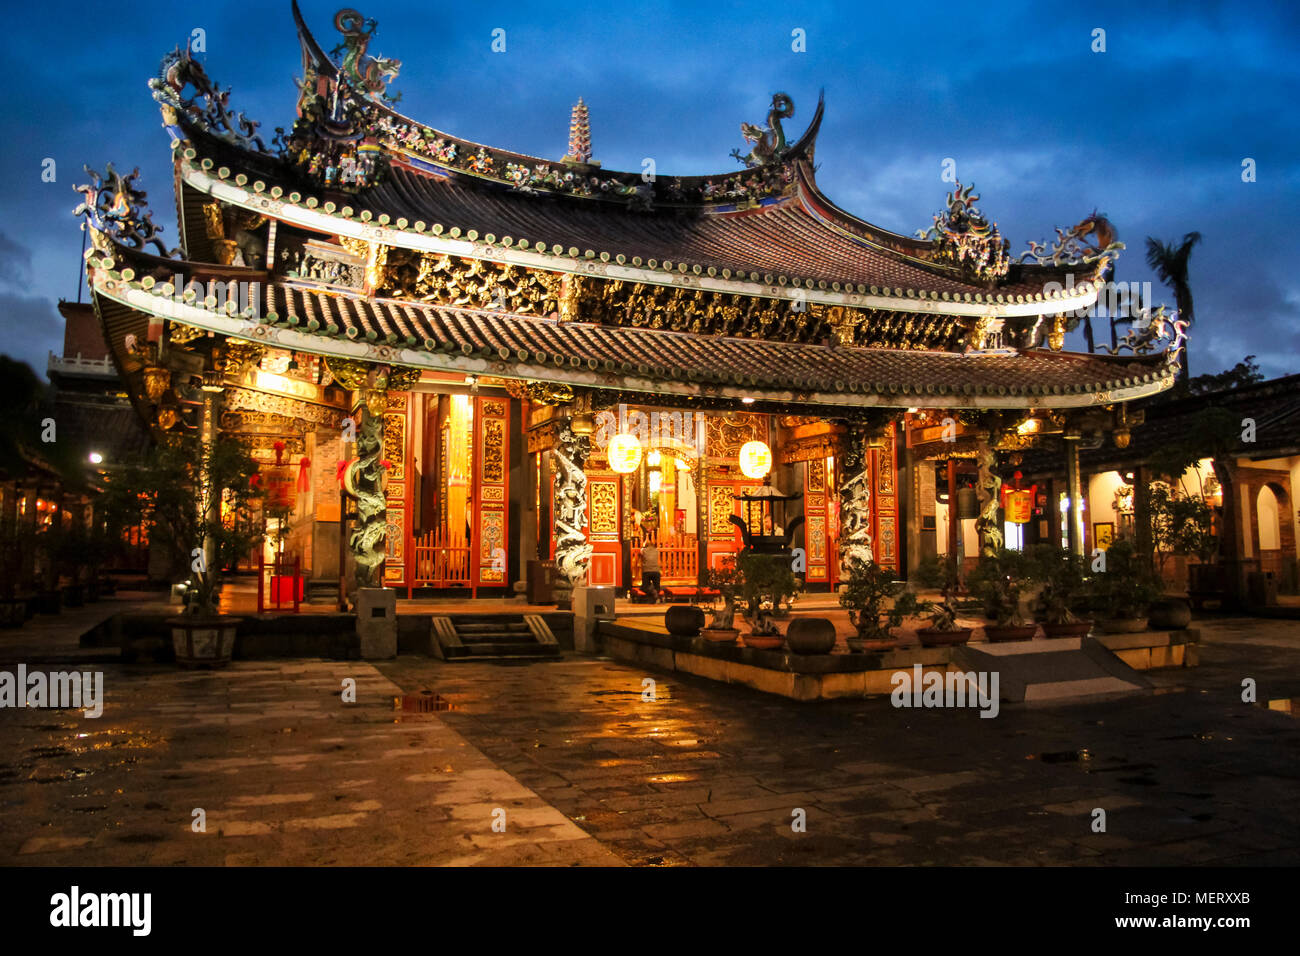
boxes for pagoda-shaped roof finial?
[563,97,596,166]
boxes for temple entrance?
[411,393,476,591]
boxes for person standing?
[640,540,661,603]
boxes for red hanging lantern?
[1000,470,1037,525]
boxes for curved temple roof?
[85,234,1178,411]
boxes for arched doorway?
[1257,484,1282,578]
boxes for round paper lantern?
[1004,488,1033,524]
[607,433,643,474]
[739,440,772,480]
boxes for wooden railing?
[409,527,472,596]
[633,533,699,585]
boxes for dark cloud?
[0,0,1295,380]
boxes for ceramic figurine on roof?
[330,8,401,102]
[73,163,178,258]
[1020,210,1124,273]
[731,92,795,167]
[151,44,266,152]
[918,182,1011,282]
[563,98,594,165]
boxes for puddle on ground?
[395,690,455,714]
[1031,749,1092,764]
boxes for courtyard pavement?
[2,599,1299,866]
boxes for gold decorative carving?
[383,412,406,481]
[589,481,618,535]
[482,399,507,417]
[707,413,761,459]
[482,417,505,484]
[224,387,346,429]
[709,484,736,537]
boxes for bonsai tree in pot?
[737,549,796,649]
[701,565,742,643]
[839,560,919,651]
[1090,537,1161,633]
[968,548,1040,642]
[104,434,261,666]
[1032,545,1093,638]
[916,591,973,647]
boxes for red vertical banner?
[872,425,900,572]
[804,459,829,583]
[585,475,621,587]
[383,392,411,588]
[474,396,509,587]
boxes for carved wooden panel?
[475,396,510,586]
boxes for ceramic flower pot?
[168,615,242,668]
[983,623,1038,643]
[1042,620,1093,639]
[785,617,836,654]
[700,626,740,644]
[1099,617,1149,634]
[1148,598,1191,630]
[665,605,705,637]
[917,626,973,647]
[744,633,783,651]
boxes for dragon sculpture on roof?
[331,8,401,101]
[918,182,1011,282]
[732,93,795,167]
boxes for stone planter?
[168,615,241,668]
[917,626,973,647]
[743,633,783,650]
[983,624,1038,643]
[1042,620,1093,639]
[701,626,740,645]
[665,605,705,637]
[1099,617,1149,634]
[1148,598,1191,630]
[786,617,837,654]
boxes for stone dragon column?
[974,434,1004,558]
[551,411,594,602]
[837,425,874,580]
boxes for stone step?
[951,637,1151,703]
[460,642,561,658]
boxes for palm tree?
[1145,232,1202,382]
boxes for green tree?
[1145,232,1202,384]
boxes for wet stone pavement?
[1,609,1298,866]
[378,616,1300,866]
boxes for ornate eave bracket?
[150,45,266,153]
[73,165,179,259]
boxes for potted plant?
[737,550,795,650]
[105,434,261,667]
[968,549,1039,642]
[1032,545,1093,638]
[916,593,973,647]
[839,560,919,651]
[700,566,741,644]
[1090,537,1160,633]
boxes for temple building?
[74,3,1188,605]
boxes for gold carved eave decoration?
[224,386,346,430]
[505,379,575,406]
[526,420,558,453]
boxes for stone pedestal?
[356,587,397,659]
[572,585,615,655]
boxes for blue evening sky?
[1,0,1296,380]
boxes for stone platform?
[599,620,1199,703]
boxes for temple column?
[551,409,593,605]
[198,371,224,580]
[1134,465,1153,563]
[837,425,873,580]
[1064,432,1085,555]
[974,436,1003,558]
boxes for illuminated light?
[649,470,662,493]
[1017,417,1040,435]
[607,433,643,474]
[647,449,662,467]
[88,452,103,464]
[739,440,772,480]
[741,397,755,405]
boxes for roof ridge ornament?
[1097,304,1188,366]
[329,8,401,102]
[73,163,179,258]
[1019,211,1124,271]
[563,98,595,166]
[151,44,266,153]
[731,93,795,167]
[918,182,1010,282]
